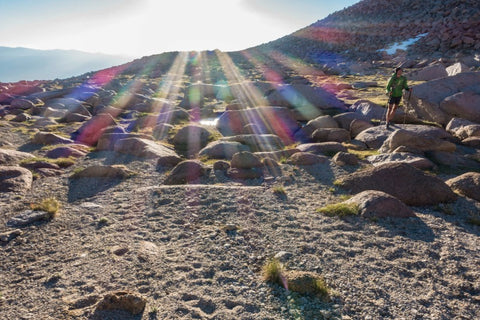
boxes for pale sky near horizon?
[0,0,359,58]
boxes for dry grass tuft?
[262,258,285,284]
[317,202,359,217]
[31,197,60,218]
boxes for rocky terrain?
[260,0,480,71]
[1,0,480,319]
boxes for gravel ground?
[1,147,479,320]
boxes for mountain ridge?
[0,46,132,82]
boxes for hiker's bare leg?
[386,104,398,123]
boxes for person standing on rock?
[385,67,412,129]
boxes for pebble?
[6,210,50,227]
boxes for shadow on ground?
[68,177,123,202]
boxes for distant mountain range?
[0,46,132,82]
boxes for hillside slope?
[258,0,480,63]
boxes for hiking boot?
[385,122,390,129]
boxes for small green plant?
[333,179,343,187]
[278,156,288,164]
[435,203,454,215]
[53,157,76,168]
[98,217,110,225]
[317,202,359,217]
[72,167,85,175]
[31,197,60,218]
[20,156,75,168]
[272,185,286,196]
[262,258,284,284]
[338,194,352,201]
[313,277,330,298]
[467,216,480,226]
[346,148,379,160]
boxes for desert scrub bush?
[20,156,75,168]
[31,197,60,218]
[272,185,286,196]
[198,155,217,166]
[317,202,359,217]
[333,179,343,187]
[346,148,379,160]
[435,203,454,215]
[338,194,352,201]
[98,217,110,226]
[262,258,285,284]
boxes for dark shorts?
[388,96,402,105]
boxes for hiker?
[385,67,412,129]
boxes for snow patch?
[380,33,428,54]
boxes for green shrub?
[317,202,359,217]
[272,185,286,196]
[262,258,284,284]
[31,197,60,218]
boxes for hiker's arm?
[386,76,394,94]
[404,78,411,91]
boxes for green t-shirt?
[386,74,409,97]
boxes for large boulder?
[96,133,150,151]
[410,64,448,81]
[0,166,32,193]
[446,172,480,201]
[350,100,385,122]
[216,107,300,144]
[333,112,369,130]
[349,119,374,138]
[366,152,436,170]
[230,151,262,169]
[288,152,329,166]
[10,98,37,110]
[45,145,88,159]
[300,115,339,138]
[32,132,74,145]
[446,117,480,140]
[426,151,480,170]
[296,142,347,156]
[337,162,457,206]
[311,128,350,143]
[254,149,299,161]
[199,141,250,160]
[114,137,179,159]
[446,62,470,76]
[0,149,35,165]
[407,72,480,125]
[354,126,392,149]
[439,91,480,123]
[220,134,284,152]
[164,160,210,185]
[172,124,212,156]
[379,129,456,153]
[70,165,135,179]
[71,113,117,146]
[345,190,416,218]
[332,152,359,166]
[265,84,347,120]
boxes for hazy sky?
[0,0,359,57]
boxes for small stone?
[95,291,146,315]
[6,210,50,227]
[274,251,293,262]
[224,224,238,232]
[0,229,23,242]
